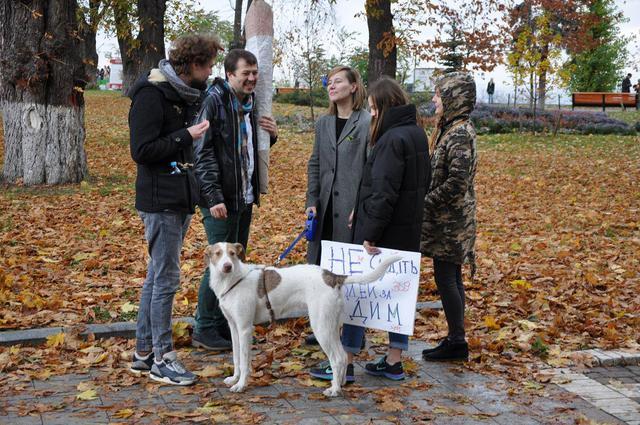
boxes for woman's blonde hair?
[327,66,367,115]
[367,76,410,145]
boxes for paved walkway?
[553,365,640,424]
[0,340,631,425]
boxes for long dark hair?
[367,77,410,145]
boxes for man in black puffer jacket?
[191,49,278,351]
[128,34,222,386]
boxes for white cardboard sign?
[320,240,421,336]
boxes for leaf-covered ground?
[1,91,639,383]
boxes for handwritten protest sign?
[320,241,421,336]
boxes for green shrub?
[275,88,329,107]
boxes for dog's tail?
[343,255,403,285]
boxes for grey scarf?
[158,59,201,104]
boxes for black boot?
[422,339,468,361]
[192,328,232,351]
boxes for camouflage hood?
[435,72,476,123]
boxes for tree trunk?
[538,47,548,110]
[80,24,99,89]
[0,0,88,185]
[113,0,166,95]
[366,0,397,83]
[79,0,103,89]
[232,0,244,49]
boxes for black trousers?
[433,258,466,342]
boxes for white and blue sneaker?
[149,351,197,386]
[129,351,154,376]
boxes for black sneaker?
[309,360,355,383]
[422,340,469,361]
[129,351,154,375]
[364,356,405,381]
[192,329,232,351]
[305,333,366,350]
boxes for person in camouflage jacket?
[420,72,477,362]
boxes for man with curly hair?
[128,33,223,386]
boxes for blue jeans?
[136,211,192,359]
[341,324,409,354]
[194,204,253,333]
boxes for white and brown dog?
[204,242,400,397]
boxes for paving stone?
[491,412,542,425]
[32,374,92,393]
[0,413,43,425]
[41,408,109,425]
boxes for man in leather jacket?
[192,49,278,350]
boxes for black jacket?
[353,104,430,252]
[622,77,632,93]
[128,74,204,214]
[193,78,276,212]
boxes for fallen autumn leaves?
[0,92,639,395]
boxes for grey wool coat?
[306,109,371,264]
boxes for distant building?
[412,68,439,92]
[107,58,123,90]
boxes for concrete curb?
[579,349,640,367]
[0,301,442,347]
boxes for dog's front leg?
[224,314,241,387]
[229,322,253,393]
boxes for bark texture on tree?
[0,0,88,185]
[79,0,103,89]
[232,0,244,49]
[113,0,166,95]
[366,0,397,83]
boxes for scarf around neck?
[157,59,201,105]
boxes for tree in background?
[283,1,330,120]
[366,0,397,83]
[563,0,628,92]
[507,8,564,110]
[78,0,109,89]
[439,21,465,72]
[508,0,596,109]
[402,0,509,73]
[0,0,88,185]
[110,0,167,95]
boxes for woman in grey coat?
[305,66,370,265]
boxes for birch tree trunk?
[0,0,87,185]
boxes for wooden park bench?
[572,92,638,111]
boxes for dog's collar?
[219,266,263,299]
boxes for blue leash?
[275,212,318,266]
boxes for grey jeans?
[136,211,192,359]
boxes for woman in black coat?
[311,77,430,384]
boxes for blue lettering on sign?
[344,284,356,300]
[380,290,392,300]
[370,301,380,320]
[358,285,368,299]
[367,285,377,298]
[349,300,367,324]
[348,248,364,275]
[329,247,346,275]
[387,303,401,325]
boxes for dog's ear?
[204,245,214,265]
[233,243,246,261]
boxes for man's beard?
[190,79,208,91]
